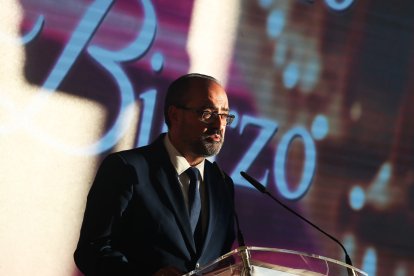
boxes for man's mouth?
[209,133,222,142]
[203,131,222,142]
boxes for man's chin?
[202,141,223,156]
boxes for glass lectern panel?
[183,246,368,276]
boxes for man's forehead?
[199,103,230,111]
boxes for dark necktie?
[186,167,201,234]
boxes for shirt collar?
[164,134,205,180]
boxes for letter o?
[274,126,316,200]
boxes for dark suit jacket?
[74,134,235,275]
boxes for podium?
[183,246,367,276]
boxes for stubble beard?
[192,134,224,157]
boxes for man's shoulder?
[107,133,166,163]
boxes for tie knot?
[186,167,199,183]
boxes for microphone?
[240,171,354,268]
[213,162,246,247]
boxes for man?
[74,73,236,275]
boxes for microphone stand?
[240,171,356,276]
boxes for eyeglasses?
[176,106,236,126]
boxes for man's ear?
[168,105,179,126]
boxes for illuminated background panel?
[0,0,413,275]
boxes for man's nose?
[211,114,227,128]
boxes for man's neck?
[166,132,205,166]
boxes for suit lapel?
[149,136,196,253]
[199,162,221,256]
[156,167,196,251]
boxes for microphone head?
[240,171,267,193]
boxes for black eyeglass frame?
[175,106,236,126]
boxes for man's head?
[165,73,234,165]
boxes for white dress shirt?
[163,134,205,212]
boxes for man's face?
[173,80,230,159]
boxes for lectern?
[183,246,367,276]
